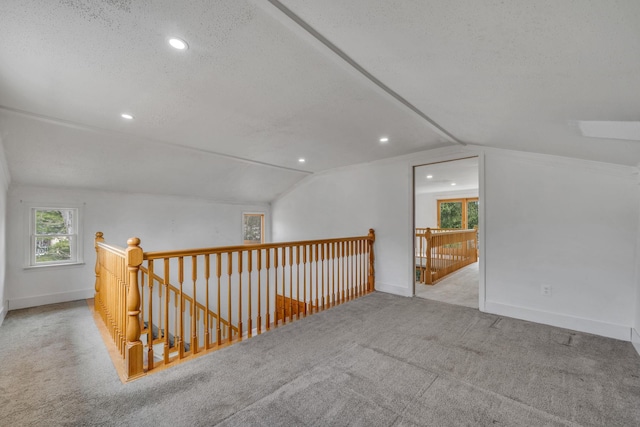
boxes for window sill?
[24,262,85,271]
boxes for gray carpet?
[415,262,479,308]
[1,293,639,426]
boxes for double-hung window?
[28,206,82,267]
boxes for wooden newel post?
[94,232,104,312]
[125,237,145,380]
[367,229,375,292]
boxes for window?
[28,206,82,266]
[243,213,264,244]
[437,198,478,229]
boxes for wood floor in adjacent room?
[1,291,639,426]
[415,261,479,308]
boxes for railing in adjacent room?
[415,228,477,285]
[94,230,376,381]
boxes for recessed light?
[379,137,389,143]
[168,37,188,50]
[121,113,134,120]
[298,158,306,163]
[426,175,433,179]
[451,183,456,186]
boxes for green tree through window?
[33,208,76,263]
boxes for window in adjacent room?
[28,206,82,266]
[243,213,264,244]
[437,198,478,229]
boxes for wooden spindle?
[227,252,233,343]
[204,254,210,349]
[314,244,319,312]
[257,249,262,334]
[281,247,286,324]
[163,258,170,365]
[237,251,243,338]
[248,251,253,337]
[289,246,293,322]
[216,253,222,345]
[178,256,184,359]
[320,243,326,310]
[302,245,307,317]
[191,255,198,354]
[265,248,271,330]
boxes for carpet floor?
[415,262,479,308]
[1,292,639,426]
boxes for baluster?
[321,243,326,310]
[341,241,345,303]
[191,255,198,354]
[216,253,222,345]
[257,249,262,334]
[237,251,243,338]
[247,250,253,337]
[265,248,271,330]
[178,257,185,359]
[147,259,154,370]
[227,252,233,343]
[163,258,170,365]
[331,242,336,306]
[274,247,279,326]
[314,244,319,312]
[302,245,307,317]
[204,254,210,350]
[289,246,294,322]
[336,242,341,305]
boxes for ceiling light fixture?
[121,113,134,120]
[168,37,188,50]
[451,182,456,186]
[426,175,433,179]
[298,158,306,163]
[379,137,389,143]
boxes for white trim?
[8,288,94,310]
[632,328,640,356]
[485,301,631,341]
[477,152,486,312]
[22,201,84,268]
[376,282,413,297]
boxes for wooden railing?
[94,229,376,380]
[415,228,477,285]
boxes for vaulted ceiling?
[1,1,639,202]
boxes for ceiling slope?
[279,0,640,166]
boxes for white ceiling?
[1,1,639,202]
[415,157,478,195]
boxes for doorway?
[413,157,480,309]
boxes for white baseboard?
[632,328,640,356]
[375,282,413,297]
[485,301,631,341]
[8,289,94,311]
[0,300,7,327]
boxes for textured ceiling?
[0,1,639,201]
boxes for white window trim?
[23,202,84,269]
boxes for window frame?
[242,212,265,244]
[25,202,84,268]
[437,197,478,229]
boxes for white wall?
[415,189,479,229]
[634,169,640,355]
[0,138,10,326]
[6,185,270,310]
[273,146,639,340]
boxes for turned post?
[367,229,375,292]
[425,228,432,285]
[125,237,144,379]
[94,232,104,312]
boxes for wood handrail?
[96,241,126,256]
[143,234,372,260]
